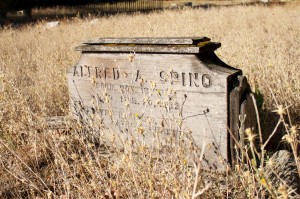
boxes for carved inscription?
[70,64,218,120]
[159,70,211,87]
[98,83,114,90]
[74,66,212,88]
[68,53,239,171]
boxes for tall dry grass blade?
[0,139,53,197]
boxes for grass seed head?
[282,134,293,143]
[278,184,289,199]
[273,105,286,116]
[128,53,135,62]
[290,125,299,136]
[245,128,256,143]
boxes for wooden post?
[229,75,256,164]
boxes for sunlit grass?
[0,4,299,198]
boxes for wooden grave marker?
[67,37,256,170]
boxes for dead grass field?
[0,4,299,198]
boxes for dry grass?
[0,4,299,198]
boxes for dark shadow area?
[0,0,163,27]
[259,109,293,152]
[193,1,286,9]
[0,1,287,28]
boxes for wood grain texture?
[75,42,221,54]
[229,76,251,163]
[82,37,211,45]
[76,45,200,53]
[67,52,240,170]
[239,93,257,163]
[240,94,257,147]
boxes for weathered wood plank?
[67,37,249,170]
[239,94,258,163]
[75,42,221,54]
[76,45,200,53]
[82,37,211,45]
[229,75,251,163]
[240,94,257,147]
[67,52,240,170]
